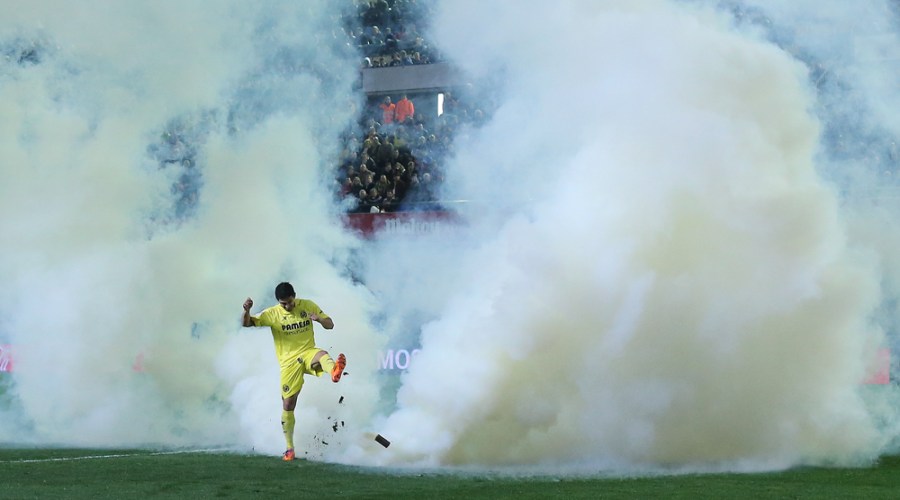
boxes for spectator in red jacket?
[395,93,415,124]
[380,96,396,125]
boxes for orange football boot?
[331,353,347,383]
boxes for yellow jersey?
[251,299,330,368]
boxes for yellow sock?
[318,354,335,375]
[282,410,295,450]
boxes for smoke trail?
[363,0,899,472]
[0,0,383,459]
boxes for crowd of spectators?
[341,0,442,68]
[335,89,488,213]
[332,0,492,213]
[145,0,470,218]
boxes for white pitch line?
[3,448,230,464]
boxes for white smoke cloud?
[0,0,384,459]
[362,0,899,472]
[4,0,900,476]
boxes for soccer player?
[242,282,347,461]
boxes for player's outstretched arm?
[310,313,334,330]
[242,297,255,327]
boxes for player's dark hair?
[275,282,295,301]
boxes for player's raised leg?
[311,350,347,383]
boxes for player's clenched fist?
[243,298,254,311]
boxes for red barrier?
[343,210,460,238]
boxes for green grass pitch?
[2,448,900,499]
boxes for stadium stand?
[337,0,494,213]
